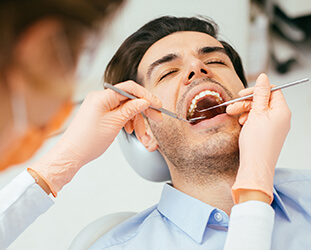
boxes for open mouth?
[187,90,226,124]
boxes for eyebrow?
[147,53,179,80]
[198,46,227,55]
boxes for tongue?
[189,97,225,124]
[196,96,219,111]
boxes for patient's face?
[137,31,245,180]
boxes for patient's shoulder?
[89,205,160,249]
[274,168,311,186]
[274,168,311,215]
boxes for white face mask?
[11,89,28,135]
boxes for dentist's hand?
[29,81,162,195]
[227,74,291,204]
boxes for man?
[91,16,311,249]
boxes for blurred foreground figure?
[0,0,123,169]
[0,0,164,248]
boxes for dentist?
[0,0,162,248]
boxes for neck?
[0,83,15,152]
[172,172,236,216]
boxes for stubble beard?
[148,118,240,186]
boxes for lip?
[183,81,230,120]
[189,113,230,130]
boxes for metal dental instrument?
[197,78,309,113]
[103,83,189,123]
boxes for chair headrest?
[117,130,171,182]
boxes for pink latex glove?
[227,74,291,204]
[29,81,162,196]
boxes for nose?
[184,59,212,85]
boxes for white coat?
[0,171,53,249]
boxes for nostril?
[188,71,195,80]
[201,69,207,74]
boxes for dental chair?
[68,131,170,250]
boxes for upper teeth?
[188,90,223,116]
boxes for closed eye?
[159,69,178,81]
[204,60,226,66]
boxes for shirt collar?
[157,183,225,244]
[272,187,291,221]
[157,184,291,244]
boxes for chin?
[149,113,241,179]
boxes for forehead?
[138,31,223,75]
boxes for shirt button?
[214,212,223,222]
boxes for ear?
[135,119,159,152]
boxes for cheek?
[152,85,179,110]
[233,81,245,96]
[220,71,245,97]
[230,72,245,92]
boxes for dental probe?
[198,77,309,113]
[103,82,189,122]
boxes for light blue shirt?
[91,169,311,249]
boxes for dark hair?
[0,0,124,75]
[104,16,247,87]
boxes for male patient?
[91,16,311,249]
